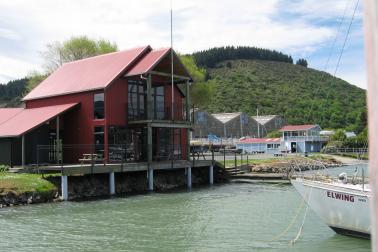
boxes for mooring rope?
[266,196,306,242]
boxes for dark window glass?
[153,86,165,120]
[128,80,146,120]
[94,93,105,119]
[94,126,104,156]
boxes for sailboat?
[289,0,372,239]
[291,171,370,239]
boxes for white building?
[235,138,281,154]
[279,124,328,153]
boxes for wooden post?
[21,134,25,168]
[56,115,60,164]
[147,123,153,191]
[224,147,226,168]
[364,0,378,249]
[147,74,153,120]
[234,152,237,168]
[186,80,191,161]
[146,74,154,191]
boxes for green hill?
[187,53,366,132]
[0,78,28,107]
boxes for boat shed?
[212,112,258,139]
[191,109,224,139]
[252,115,286,137]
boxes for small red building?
[0,45,192,167]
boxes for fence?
[190,148,253,172]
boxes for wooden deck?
[38,160,213,176]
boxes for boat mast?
[364,0,378,249]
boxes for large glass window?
[128,80,146,120]
[153,128,181,161]
[94,93,105,119]
[153,86,165,120]
[94,126,104,156]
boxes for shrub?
[0,165,9,172]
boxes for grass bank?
[0,173,59,195]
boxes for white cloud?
[0,55,37,83]
[0,0,365,88]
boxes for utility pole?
[257,108,260,138]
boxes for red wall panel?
[105,78,128,127]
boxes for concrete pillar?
[209,165,214,185]
[61,175,68,201]
[148,167,154,191]
[109,172,115,195]
[187,166,192,189]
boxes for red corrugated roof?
[279,124,318,131]
[126,48,171,76]
[0,103,78,137]
[23,46,151,101]
[0,108,24,124]
[237,138,281,143]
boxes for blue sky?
[0,0,366,89]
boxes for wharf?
[39,160,213,176]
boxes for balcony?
[34,143,184,168]
[127,103,189,123]
[282,136,329,142]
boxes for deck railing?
[127,104,188,121]
[282,136,329,142]
[36,143,183,168]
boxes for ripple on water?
[0,182,371,252]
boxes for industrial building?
[252,115,286,137]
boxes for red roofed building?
[0,46,192,168]
[235,138,281,154]
[279,124,327,153]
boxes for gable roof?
[212,112,241,124]
[126,48,171,76]
[279,124,319,131]
[252,115,279,125]
[237,138,281,144]
[23,46,151,101]
[0,108,24,125]
[0,103,78,137]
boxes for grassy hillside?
[201,59,366,131]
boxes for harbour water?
[0,166,371,252]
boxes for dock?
[37,159,215,201]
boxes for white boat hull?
[291,178,371,239]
